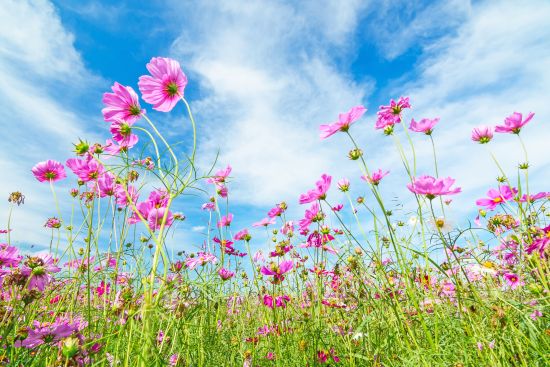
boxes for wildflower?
[332,204,343,212]
[169,354,180,367]
[260,260,293,284]
[97,172,116,197]
[409,117,439,135]
[16,319,83,348]
[299,174,332,204]
[503,272,523,289]
[526,225,549,258]
[138,57,188,112]
[185,252,217,270]
[268,202,286,218]
[337,178,350,192]
[66,157,104,182]
[217,213,233,228]
[208,165,232,185]
[8,191,25,205]
[218,268,234,281]
[266,352,275,360]
[495,112,534,134]
[103,138,137,156]
[252,217,275,227]
[0,243,21,268]
[407,175,461,199]
[361,169,389,185]
[519,191,549,203]
[44,217,62,229]
[21,254,61,291]
[476,185,517,210]
[110,119,139,146]
[114,184,139,207]
[234,229,251,241]
[298,202,322,231]
[375,96,411,129]
[31,160,66,183]
[96,281,111,297]
[471,125,494,143]
[530,310,543,321]
[102,82,144,123]
[253,250,265,263]
[319,105,367,139]
[202,202,216,211]
[147,207,174,231]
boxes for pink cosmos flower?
[169,354,179,367]
[96,281,111,297]
[138,57,188,112]
[281,221,295,235]
[530,310,543,321]
[261,260,293,284]
[299,202,322,231]
[409,117,439,135]
[21,254,61,291]
[299,174,332,204]
[476,185,517,210]
[66,157,105,182]
[503,272,523,289]
[319,105,367,139]
[337,178,350,192]
[267,203,286,218]
[207,165,232,185]
[252,217,276,227]
[332,204,343,212]
[471,125,494,143]
[103,138,138,157]
[147,207,174,231]
[44,217,61,229]
[217,213,233,228]
[213,237,245,257]
[185,252,217,270]
[102,82,144,123]
[201,202,216,211]
[375,96,411,129]
[526,225,549,258]
[407,175,461,199]
[17,319,83,348]
[495,112,535,134]
[97,172,116,197]
[361,169,389,185]
[0,243,21,268]
[234,229,251,241]
[253,250,265,263]
[519,191,549,203]
[114,184,139,207]
[110,119,139,146]
[218,268,234,281]
[31,160,67,183]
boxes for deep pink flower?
[114,184,139,207]
[526,225,549,258]
[409,117,439,135]
[110,119,139,146]
[252,217,276,227]
[299,174,332,204]
[102,82,144,123]
[207,165,232,185]
[375,96,411,129]
[407,175,461,199]
[261,260,293,284]
[503,272,523,289]
[267,202,286,218]
[17,320,79,348]
[0,243,21,268]
[476,186,517,210]
[44,217,61,229]
[96,172,116,197]
[471,125,494,143]
[299,203,322,231]
[21,254,61,291]
[519,191,549,203]
[218,268,234,281]
[138,57,188,112]
[147,207,174,231]
[96,281,111,297]
[185,252,217,270]
[66,157,104,182]
[217,213,233,228]
[319,105,367,139]
[103,137,138,157]
[361,169,389,185]
[495,112,535,134]
[31,160,66,183]
[234,229,251,241]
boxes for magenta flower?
[185,252,217,270]
[299,202,322,231]
[102,82,144,123]
[207,165,232,185]
[31,160,66,183]
[234,229,251,241]
[319,105,367,139]
[299,174,332,204]
[147,207,174,231]
[218,268,235,281]
[21,254,61,291]
[0,243,21,268]
[476,185,517,210]
[503,272,523,289]
[471,125,494,143]
[110,119,139,146]
[495,112,535,134]
[375,96,411,129]
[409,117,439,135]
[97,172,116,197]
[407,175,461,199]
[252,217,276,227]
[66,157,104,182]
[114,184,139,207]
[526,225,549,258]
[519,191,549,203]
[261,260,293,284]
[16,318,84,348]
[217,213,233,228]
[138,57,188,112]
[361,169,389,185]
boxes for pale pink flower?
[375,96,411,129]
[407,175,461,199]
[21,254,61,291]
[252,217,275,227]
[138,57,188,112]
[476,185,517,210]
[207,165,232,185]
[97,172,116,197]
[471,125,494,143]
[409,117,439,134]
[31,160,66,183]
[234,229,251,241]
[319,105,367,139]
[217,213,233,228]
[114,184,139,207]
[66,157,105,182]
[361,169,389,185]
[110,119,139,146]
[147,207,174,231]
[299,174,332,204]
[102,82,144,123]
[495,112,534,134]
[530,310,543,321]
[185,252,217,270]
[337,178,350,192]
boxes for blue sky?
[1,0,549,255]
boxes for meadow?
[1,57,548,366]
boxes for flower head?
[361,169,389,185]
[409,117,439,135]
[407,175,461,199]
[495,112,534,134]
[375,97,411,129]
[476,185,517,210]
[471,125,494,143]
[138,57,188,112]
[319,105,366,139]
[218,268,235,281]
[261,260,293,284]
[102,82,144,123]
[299,174,332,204]
[31,160,66,183]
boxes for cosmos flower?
[495,112,534,134]
[66,157,105,182]
[21,254,61,291]
[261,260,293,284]
[138,57,188,112]
[217,213,233,228]
[319,105,367,139]
[337,178,350,192]
[503,272,523,289]
[102,82,144,123]
[375,96,411,129]
[299,174,332,204]
[476,185,517,210]
[252,217,276,227]
[361,169,389,185]
[185,252,218,270]
[31,160,67,183]
[0,243,21,268]
[207,165,232,185]
[218,268,235,281]
[471,125,494,143]
[409,117,439,135]
[407,175,461,199]
[234,229,251,241]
